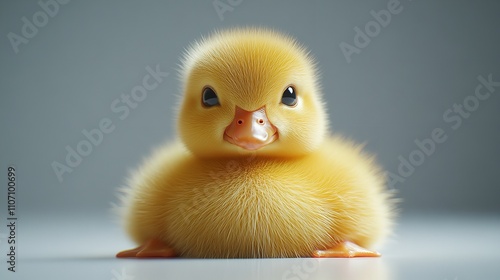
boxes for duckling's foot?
[116,238,177,258]
[312,241,380,258]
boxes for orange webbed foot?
[312,241,381,258]
[116,238,177,258]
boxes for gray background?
[1,0,500,221]
[1,1,500,280]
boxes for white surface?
[1,214,499,280]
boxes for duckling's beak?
[224,106,278,150]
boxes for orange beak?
[223,106,278,150]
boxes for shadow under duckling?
[117,28,395,258]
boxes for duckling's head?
[177,28,328,158]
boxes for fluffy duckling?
[117,28,394,258]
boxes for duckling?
[116,28,394,258]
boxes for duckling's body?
[118,28,394,258]
[123,138,391,258]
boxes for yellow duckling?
[117,28,394,258]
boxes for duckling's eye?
[281,86,297,106]
[202,87,220,107]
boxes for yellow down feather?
[120,27,395,258]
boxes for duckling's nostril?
[237,119,244,125]
[257,119,265,125]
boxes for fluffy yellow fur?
[178,28,326,158]
[120,28,394,258]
